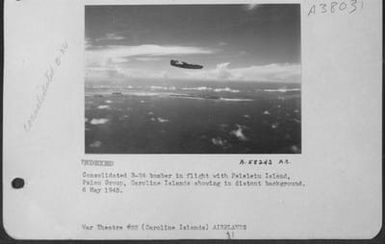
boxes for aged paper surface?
[3,0,382,239]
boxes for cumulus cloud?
[183,62,300,83]
[86,44,213,67]
[86,65,171,81]
[85,43,299,83]
[86,61,300,83]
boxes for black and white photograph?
[3,0,382,240]
[85,4,301,154]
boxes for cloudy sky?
[85,4,300,82]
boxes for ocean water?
[85,80,301,154]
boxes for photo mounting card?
[2,0,383,240]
